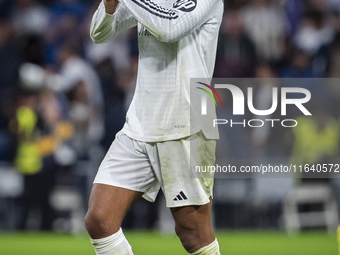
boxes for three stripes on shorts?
[173,191,188,201]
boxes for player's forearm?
[104,0,119,15]
[90,1,137,43]
[90,1,116,43]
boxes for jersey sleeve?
[118,0,218,43]
[90,1,137,43]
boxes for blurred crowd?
[215,0,340,161]
[0,0,340,231]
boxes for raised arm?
[90,0,137,43]
[118,0,219,43]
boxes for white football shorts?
[94,130,216,207]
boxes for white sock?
[90,228,134,255]
[190,239,221,255]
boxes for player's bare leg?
[171,199,220,254]
[85,184,143,254]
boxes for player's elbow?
[90,31,112,44]
[90,35,103,44]
[90,34,101,44]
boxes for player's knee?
[84,209,105,235]
[85,208,118,238]
[175,224,202,253]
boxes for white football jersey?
[91,0,223,142]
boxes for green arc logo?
[196,82,222,106]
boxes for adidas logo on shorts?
[173,191,188,201]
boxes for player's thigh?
[86,183,143,237]
[86,131,158,237]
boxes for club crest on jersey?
[173,0,197,12]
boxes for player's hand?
[104,0,119,15]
